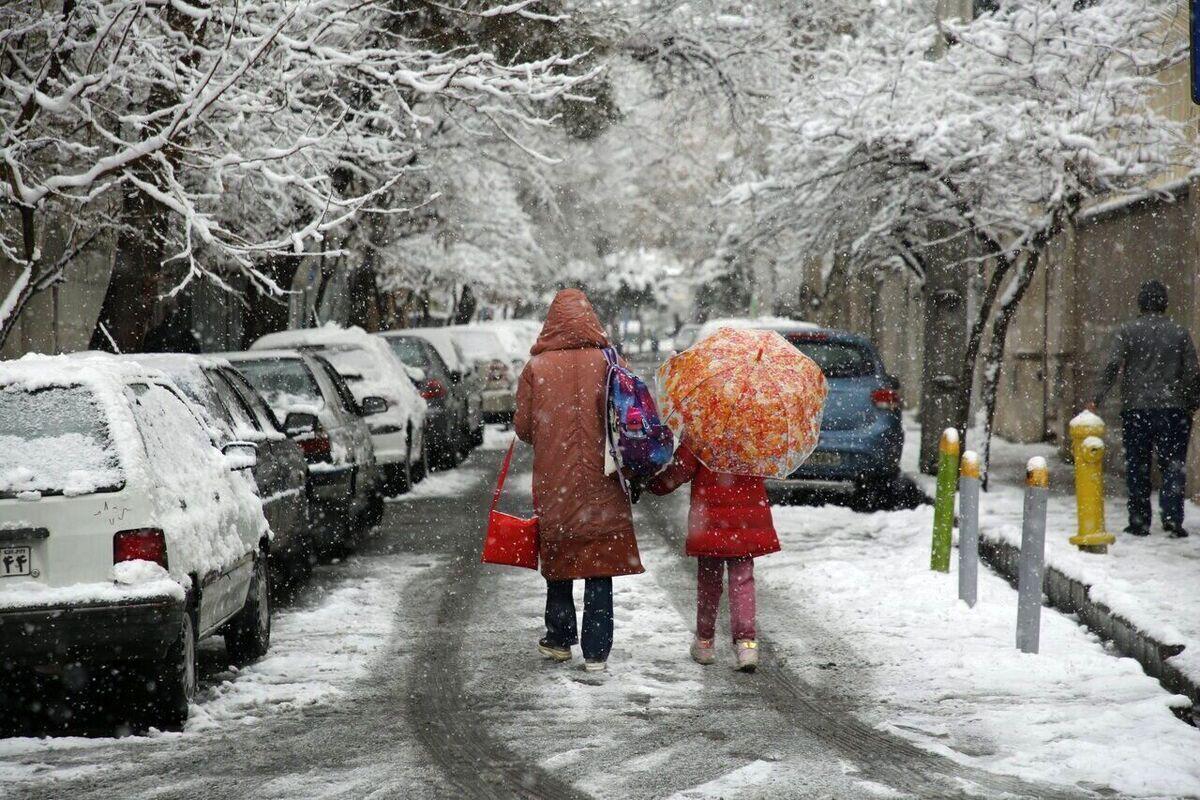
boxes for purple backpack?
[602,348,674,494]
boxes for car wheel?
[412,432,428,484]
[389,437,413,496]
[225,551,272,666]
[146,605,197,731]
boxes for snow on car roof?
[251,325,427,424]
[696,316,818,339]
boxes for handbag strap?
[491,439,518,513]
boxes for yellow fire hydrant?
[1069,411,1116,553]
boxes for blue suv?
[760,325,904,501]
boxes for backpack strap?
[600,347,631,500]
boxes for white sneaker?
[690,637,716,666]
[582,660,607,672]
[734,640,759,673]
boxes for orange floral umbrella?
[656,327,828,478]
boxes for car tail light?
[298,431,332,462]
[114,529,168,569]
[420,379,447,401]
[872,388,901,411]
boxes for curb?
[978,535,1197,723]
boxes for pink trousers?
[696,556,756,642]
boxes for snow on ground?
[387,467,484,501]
[0,554,431,786]
[762,500,1200,798]
[481,423,516,450]
[471,546,712,798]
[909,414,1200,688]
[187,555,428,731]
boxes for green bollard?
[930,428,960,573]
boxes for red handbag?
[481,440,539,570]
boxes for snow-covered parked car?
[251,327,428,495]
[380,332,472,470]
[403,327,484,447]
[446,325,522,424]
[224,350,381,554]
[0,354,272,730]
[124,354,311,582]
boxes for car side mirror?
[222,441,258,470]
[448,369,463,385]
[360,396,388,416]
[283,411,318,436]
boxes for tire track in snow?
[637,492,1087,799]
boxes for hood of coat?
[531,289,609,355]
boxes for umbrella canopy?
[656,327,828,479]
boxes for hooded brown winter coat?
[514,290,644,581]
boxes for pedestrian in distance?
[1090,279,1200,538]
[647,437,780,672]
[514,289,644,673]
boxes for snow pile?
[187,555,427,731]
[763,502,1200,797]
[481,424,516,451]
[387,467,484,501]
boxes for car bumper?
[767,419,903,487]
[0,597,182,666]
[370,429,410,465]
[481,390,515,422]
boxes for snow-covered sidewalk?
[762,501,1200,797]
[936,418,1200,695]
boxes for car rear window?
[453,330,506,361]
[235,359,324,409]
[387,337,428,370]
[0,386,124,497]
[785,336,874,379]
[308,346,375,382]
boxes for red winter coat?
[514,289,643,581]
[648,441,780,559]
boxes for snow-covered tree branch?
[0,0,595,348]
[729,0,1194,477]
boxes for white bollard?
[958,450,981,608]
[1016,457,1049,654]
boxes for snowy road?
[0,444,1171,799]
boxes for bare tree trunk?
[979,249,1043,488]
[918,234,970,474]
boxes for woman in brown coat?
[514,289,644,671]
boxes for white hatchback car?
[251,327,428,495]
[0,354,271,730]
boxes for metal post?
[958,450,981,607]
[1016,457,1049,654]
[1068,411,1115,553]
[931,428,960,573]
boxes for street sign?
[1193,0,1200,104]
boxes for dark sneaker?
[1124,524,1150,537]
[538,638,572,662]
[1164,521,1190,539]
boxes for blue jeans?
[545,578,613,662]
[1122,408,1192,530]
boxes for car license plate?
[806,452,841,467]
[0,546,32,578]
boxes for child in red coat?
[648,438,780,671]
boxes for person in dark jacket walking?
[1091,280,1200,538]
